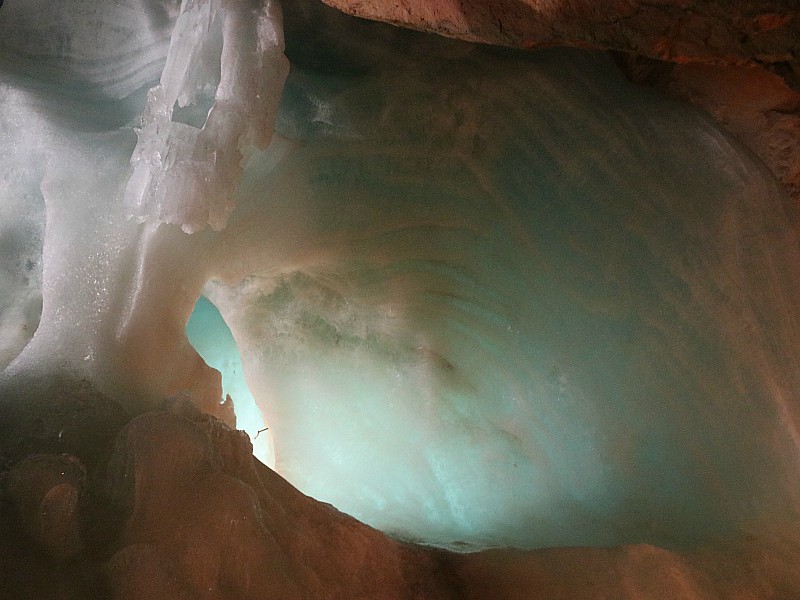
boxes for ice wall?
[198,6,800,548]
[0,0,287,417]
[1,0,800,555]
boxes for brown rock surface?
[320,0,800,67]
[6,454,86,560]
[2,387,800,599]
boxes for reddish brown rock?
[320,0,799,68]
[103,403,454,600]
[5,453,86,560]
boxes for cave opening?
[186,295,273,466]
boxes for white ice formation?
[125,0,288,233]
[0,0,286,418]
[2,0,800,563]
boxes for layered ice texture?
[1,0,800,556]
[0,0,287,417]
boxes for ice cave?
[1,0,800,597]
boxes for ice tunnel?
[1,0,800,597]
[185,1,800,550]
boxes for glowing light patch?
[186,295,273,467]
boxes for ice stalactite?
[125,0,289,233]
[0,0,288,420]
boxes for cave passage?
[180,2,800,550]
[2,0,800,557]
[186,295,273,466]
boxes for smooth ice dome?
[1,0,800,597]
[193,10,800,548]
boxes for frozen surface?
[199,17,800,548]
[125,0,288,232]
[0,0,177,101]
[1,0,800,561]
[0,86,44,370]
[0,0,286,418]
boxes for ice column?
[125,0,289,233]
[1,0,289,419]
